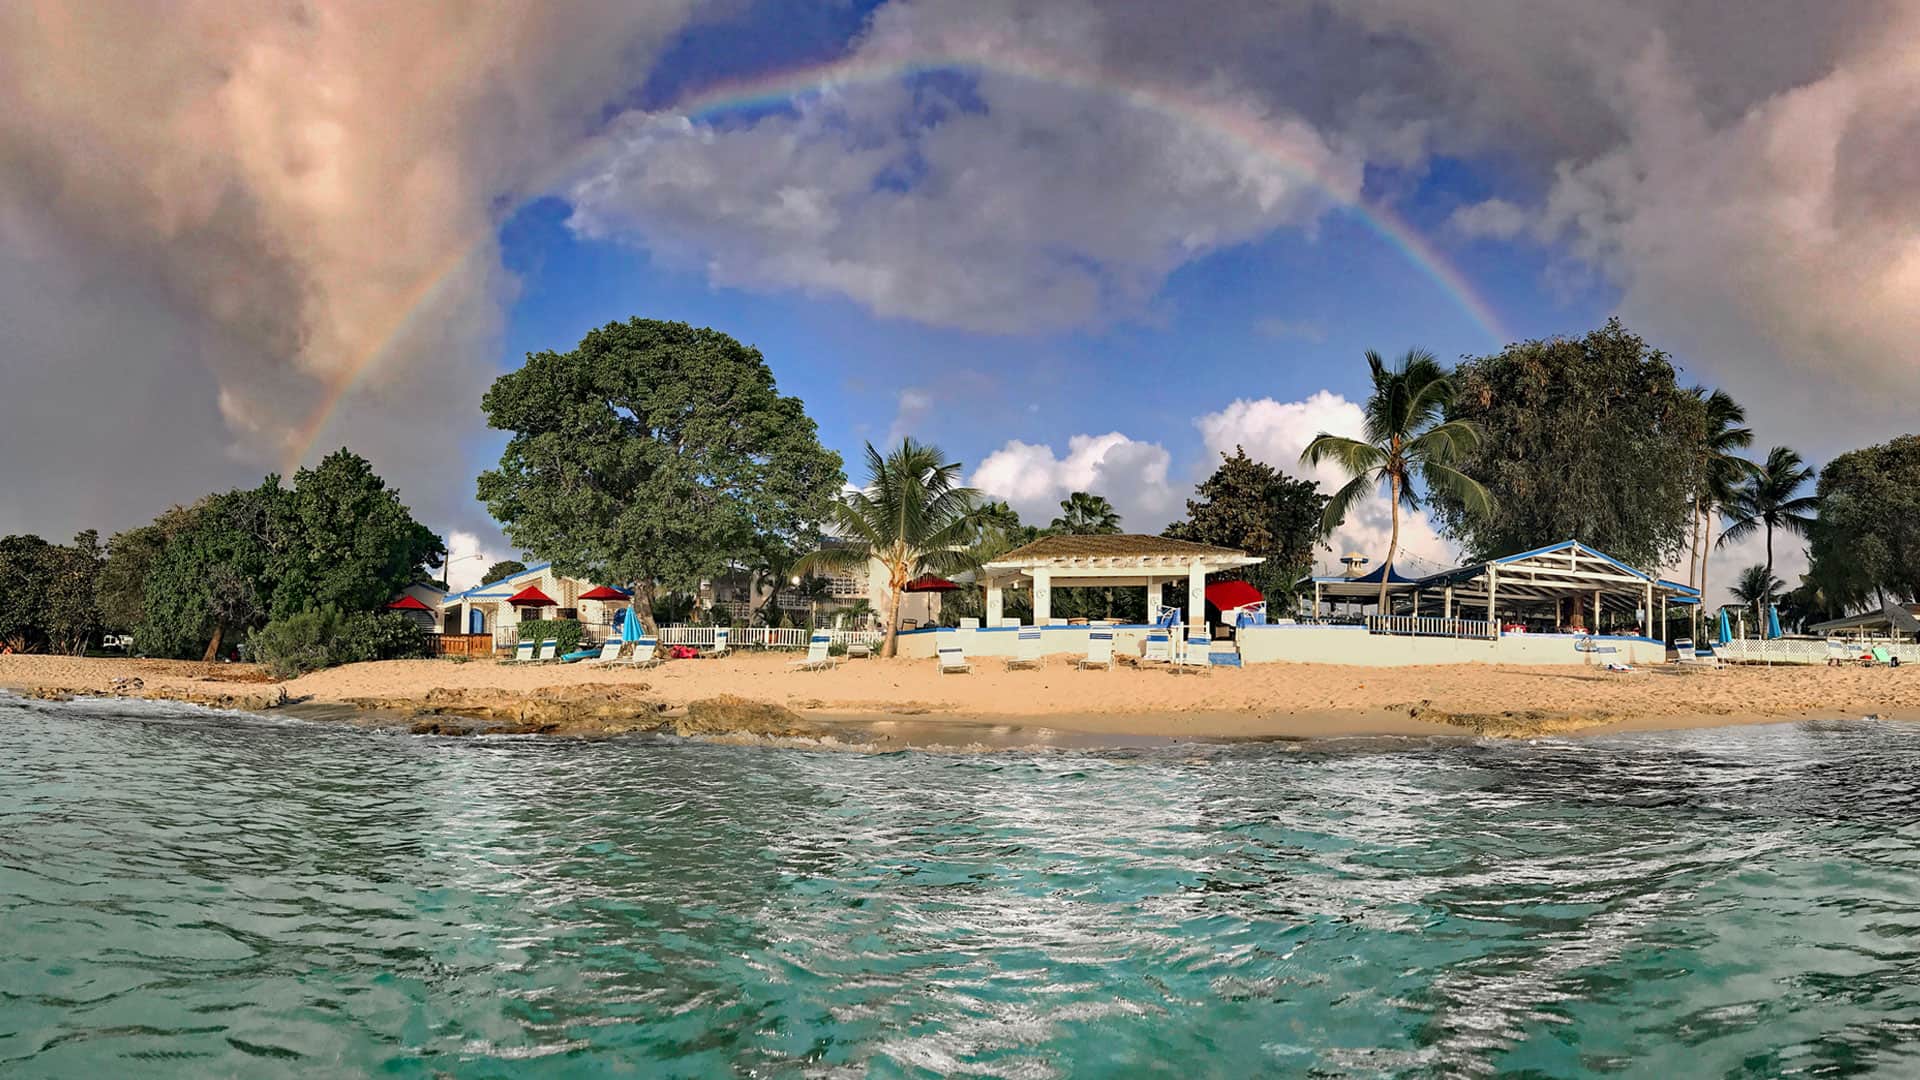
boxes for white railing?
[658,626,718,647]
[1718,638,1920,665]
[655,625,885,650]
[1365,615,1498,640]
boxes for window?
[826,569,863,598]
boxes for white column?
[1443,585,1453,620]
[1486,565,1499,630]
[1032,568,1051,625]
[1313,580,1322,619]
[1187,561,1206,630]
[985,579,1004,627]
[1143,575,1157,623]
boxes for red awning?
[506,585,557,607]
[578,585,631,601]
[386,595,433,612]
[1204,580,1264,611]
[905,575,960,593]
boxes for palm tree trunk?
[1379,474,1401,612]
[201,622,223,663]
[1688,500,1702,595]
[1700,515,1714,617]
[881,582,903,659]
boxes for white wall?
[894,624,1669,666]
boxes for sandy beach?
[2,650,1913,743]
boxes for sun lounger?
[1672,638,1721,667]
[1006,627,1042,670]
[1871,645,1900,667]
[790,631,836,671]
[1079,629,1113,670]
[936,632,971,674]
[582,640,623,666]
[505,640,536,663]
[617,635,661,669]
[846,639,872,659]
[708,627,730,658]
[1143,629,1171,664]
[535,639,558,661]
[1173,632,1212,675]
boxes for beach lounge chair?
[1672,638,1721,667]
[1870,645,1900,667]
[582,640,623,666]
[708,627,731,658]
[505,640,536,663]
[1006,627,1042,670]
[1143,629,1171,665]
[846,638,873,659]
[616,635,661,669]
[1173,632,1212,675]
[790,631,835,671]
[536,639,559,661]
[1079,629,1113,670]
[936,632,971,674]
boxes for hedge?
[516,618,583,656]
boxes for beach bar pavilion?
[1400,540,1700,634]
[981,534,1263,629]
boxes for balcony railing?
[1365,615,1498,640]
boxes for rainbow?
[287,39,1510,472]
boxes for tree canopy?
[477,318,844,628]
[1431,319,1707,569]
[479,559,526,585]
[1165,447,1327,610]
[270,448,445,618]
[1810,434,1920,604]
[98,506,199,634]
[1049,492,1122,535]
[139,479,288,661]
[1718,446,1817,578]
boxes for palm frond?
[1320,474,1374,538]
[1421,461,1493,519]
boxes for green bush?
[249,607,427,679]
[248,607,340,679]
[332,611,428,664]
[517,618,583,656]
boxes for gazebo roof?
[990,533,1254,565]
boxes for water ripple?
[3,694,1920,1076]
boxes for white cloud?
[1194,393,1458,576]
[1448,197,1531,240]
[1658,521,1811,613]
[1253,317,1329,343]
[971,433,1181,532]
[884,387,933,448]
[443,530,505,592]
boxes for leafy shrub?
[517,618,583,656]
[248,607,340,679]
[249,607,427,679]
[332,611,428,665]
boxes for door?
[468,608,485,635]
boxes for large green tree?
[1717,446,1817,582]
[1809,434,1920,604]
[800,439,979,657]
[479,560,526,586]
[271,448,444,618]
[139,479,289,660]
[1165,447,1327,611]
[97,505,200,634]
[478,318,844,630]
[1687,388,1756,609]
[0,535,54,652]
[1303,348,1491,609]
[44,531,104,655]
[1049,492,1123,535]
[1431,319,1707,570]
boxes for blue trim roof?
[1299,563,1420,587]
[443,561,552,603]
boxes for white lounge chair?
[1672,638,1721,667]
[1173,632,1212,675]
[536,639,559,661]
[937,632,971,674]
[505,640,536,663]
[1006,627,1042,670]
[1143,629,1171,665]
[1079,629,1113,670]
[617,635,661,669]
[846,639,873,659]
[790,631,835,671]
[582,640,623,666]
[708,627,731,658]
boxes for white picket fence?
[657,625,884,650]
[1717,638,1920,665]
[1365,614,1498,640]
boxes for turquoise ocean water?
[3,693,1918,1077]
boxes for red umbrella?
[905,575,960,592]
[1204,580,1263,612]
[506,585,557,607]
[578,585,630,601]
[386,595,433,611]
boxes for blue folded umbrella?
[1767,605,1782,641]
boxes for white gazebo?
[981,535,1263,628]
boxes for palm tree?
[1688,388,1755,609]
[1301,348,1492,610]
[799,439,980,658]
[1717,446,1817,581]
[1050,491,1122,535]
[1731,563,1786,633]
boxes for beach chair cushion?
[1007,627,1042,669]
[510,640,536,662]
[1080,630,1113,669]
[936,633,971,673]
[536,639,558,661]
[790,633,834,670]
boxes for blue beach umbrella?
[620,607,641,643]
[1767,605,1783,641]
[1716,608,1732,646]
